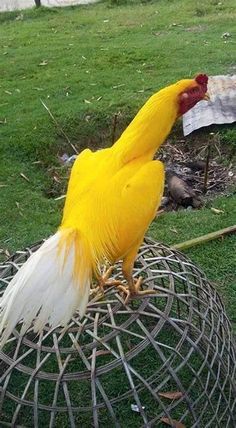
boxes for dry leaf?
[54,194,66,201]
[84,99,91,104]
[170,228,178,234]
[131,403,145,413]
[15,13,23,21]
[221,32,231,39]
[156,209,165,216]
[16,201,24,216]
[5,249,10,258]
[88,350,111,360]
[39,60,48,66]
[211,207,224,214]
[112,84,125,89]
[5,90,12,95]
[161,417,186,428]
[158,391,183,400]
[20,173,30,182]
[53,175,61,183]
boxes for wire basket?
[0,238,235,427]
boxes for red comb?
[195,74,208,85]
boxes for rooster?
[0,74,208,347]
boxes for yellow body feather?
[0,77,202,346]
[60,79,195,272]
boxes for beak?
[203,92,210,101]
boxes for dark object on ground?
[184,160,206,172]
[0,238,235,427]
[166,171,202,208]
[156,139,235,212]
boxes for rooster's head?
[177,74,209,116]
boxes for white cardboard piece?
[183,75,236,136]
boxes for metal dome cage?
[0,238,235,428]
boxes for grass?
[150,194,236,326]
[0,0,236,426]
[0,0,235,309]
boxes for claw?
[101,266,114,282]
[93,269,157,304]
[96,266,124,294]
[131,277,156,297]
[118,276,157,304]
[117,285,130,304]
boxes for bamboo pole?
[172,225,236,251]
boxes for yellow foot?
[119,277,157,305]
[92,266,124,296]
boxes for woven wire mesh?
[0,237,235,428]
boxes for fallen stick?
[40,99,78,154]
[172,225,236,251]
[111,113,118,144]
[203,144,211,194]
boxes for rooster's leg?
[91,266,123,297]
[98,266,123,293]
[121,244,156,304]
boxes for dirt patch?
[157,135,235,211]
[42,113,236,208]
[185,25,205,32]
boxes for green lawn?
[0,1,235,425]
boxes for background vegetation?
[0,0,235,326]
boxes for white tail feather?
[0,231,91,348]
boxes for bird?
[0,74,209,347]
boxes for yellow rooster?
[0,74,208,347]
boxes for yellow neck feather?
[113,80,192,164]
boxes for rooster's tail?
[0,229,92,348]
